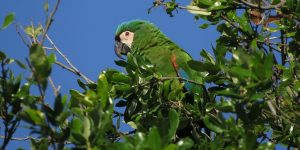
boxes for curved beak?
[114,40,131,60]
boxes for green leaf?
[257,142,275,150]
[216,99,235,112]
[70,117,83,133]
[114,60,127,67]
[263,54,274,79]
[295,30,300,44]
[5,58,14,64]
[15,59,27,69]
[164,144,177,150]
[42,104,56,126]
[249,92,264,101]
[203,114,224,133]
[199,23,210,29]
[54,94,63,116]
[145,128,162,149]
[70,118,86,145]
[112,73,131,83]
[216,88,242,98]
[188,60,218,74]
[1,13,15,30]
[168,109,179,140]
[56,111,71,125]
[70,89,93,107]
[114,84,131,91]
[82,117,91,139]
[229,66,258,81]
[197,0,214,5]
[25,24,43,38]
[31,138,49,150]
[24,26,34,37]
[19,108,46,125]
[70,132,86,145]
[77,79,87,90]
[16,83,30,100]
[127,121,137,129]
[200,49,215,64]
[35,24,43,36]
[97,73,111,107]
[250,39,259,50]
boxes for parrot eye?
[125,31,130,36]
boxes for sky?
[0,0,286,149]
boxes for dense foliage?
[1,0,300,149]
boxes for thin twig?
[0,135,72,145]
[43,46,55,50]
[55,61,77,74]
[48,77,60,96]
[46,34,93,83]
[0,135,34,141]
[15,24,30,48]
[40,0,61,45]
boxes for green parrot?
[114,20,208,139]
[114,20,203,94]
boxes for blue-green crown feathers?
[115,20,158,36]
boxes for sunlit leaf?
[97,73,111,107]
[186,5,211,15]
[70,89,93,106]
[168,109,179,139]
[19,108,45,125]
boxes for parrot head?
[114,29,134,59]
[114,20,160,59]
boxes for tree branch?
[40,0,61,45]
[15,24,30,48]
[0,135,34,141]
[48,76,60,96]
[55,61,77,74]
[46,34,94,83]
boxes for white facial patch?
[119,31,134,48]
